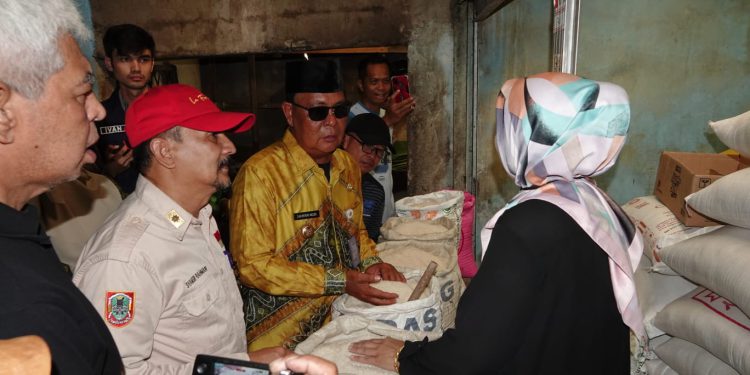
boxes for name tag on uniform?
[294,210,320,220]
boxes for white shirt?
[74,176,247,374]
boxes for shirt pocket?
[181,281,221,317]
[178,280,225,353]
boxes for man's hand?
[269,354,338,375]
[365,262,406,282]
[349,337,405,372]
[382,90,415,127]
[345,269,398,305]
[103,143,133,178]
[249,346,292,364]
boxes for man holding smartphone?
[95,24,155,195]
[349,55,415,223]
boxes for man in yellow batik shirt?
[230,60,405,350]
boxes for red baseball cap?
[125,84,255,147]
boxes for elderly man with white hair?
[0,1,123,373]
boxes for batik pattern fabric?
[480,72,646,343]
[230,130,381,350]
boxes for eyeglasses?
[291,101,350,121]
[349,134,388,159]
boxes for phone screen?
[193,355,272,375]
[214,362,269,375]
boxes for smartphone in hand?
[391,74,411,103]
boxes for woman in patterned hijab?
[351,73,644,374]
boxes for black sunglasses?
[291,101,350,121]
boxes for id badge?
[347,236,360,268]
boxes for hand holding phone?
[390,75,411,103]
[193,354,277,375]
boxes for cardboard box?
[653,151,748,227]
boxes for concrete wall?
[471,0,750,237]
[90,0,409,58]
[578,0,750,202]
[473,0,552,231]
[407,0,458,194]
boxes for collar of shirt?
[0,202,51,245]
[132,175,212,241]
[281,129,347,185]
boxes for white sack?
[295,315,442,375]
[376,240,464,330]
[685,168,750,229]
[332,270,442,333]
[658,225,750,317]
[653,336,739,375]
[709,109,750,157]
[622,195,721,274]
[394,190,464,249]
[380,216,457,243]
[654,287,750,375]
[634,256,696,339]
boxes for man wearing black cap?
[230,59,405,350]
[343,113,394,241]
[74,84,288,372]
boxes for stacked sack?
[634,109,750,375]
[294,192,468,374]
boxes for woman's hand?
[349,337,405,372]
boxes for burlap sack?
[376,240,464,330]
[332,270,443,333]
[295,315,442,375]
[380,216,457,242]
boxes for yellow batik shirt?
[229,130,382,350]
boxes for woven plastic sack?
[623,195,721,274]
[654,287,750,375]
[685,168,750,229]
[653,336,739,375]
[332,270,442,333]
[380,216,457,242]
[458,192,477,277]
[709,109,750,158]
[295,315,442,375]
[634,256,696,339]
[658,225,750,317]
[376,240,464,330]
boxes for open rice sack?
[622,195,722,275]
[332,270,443,333]
[652,336,739,375]
[657,225,750,318]
[376,240,464,330]
[380,216,457,243]
[654,287,750,375]
[295,315,442,375]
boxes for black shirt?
[361,173,385,241]
[0,203,123,374]
[399,200,630,374]
[95,88,139,194]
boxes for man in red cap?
[73,84,287,373]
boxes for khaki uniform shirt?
[74,176,247,374]
[230,130,381,350]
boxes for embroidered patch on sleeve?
[105,291,135,328]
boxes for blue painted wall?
[473,0,750,234]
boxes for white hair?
[0,0,91,99]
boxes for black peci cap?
[346,113,394,152]
[285,60,341,101]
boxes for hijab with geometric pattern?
[480,72,646,342]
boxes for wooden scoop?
[408,261,438,301]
